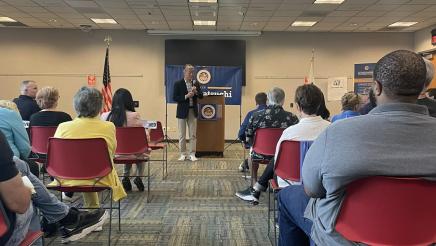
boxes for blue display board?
[165,65,242,105]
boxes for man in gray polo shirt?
[277,50,436,246]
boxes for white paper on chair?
[143,120,157,129]
[327,77,348,101]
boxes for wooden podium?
[196,95,225,157]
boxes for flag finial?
[104,35,112,47]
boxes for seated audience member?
[277,50,436,246]
[331,91,360,122]
[0,130,32,246]
[30,86,73,201]
[235,84,330,204]
[236,87,299,200]
[0,102,40,175]
[0,130,106,244]
[101,88,148,192]
[317,90,330,120]
[417,58,436,117]
[237,92,267,172]
[13,80,41,121]
[52,87,127,208]
[30,86,72,127]
[359,88,376,115]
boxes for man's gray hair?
[20,80,35,94]
[423,58,435,87]
[73,86,103,118]
[267,87,285,106]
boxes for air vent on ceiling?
[73,7,106,14]
[379,26,407,32]
[300,10,330,17]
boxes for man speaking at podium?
[173,64,203,162]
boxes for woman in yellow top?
[52,86,127,208]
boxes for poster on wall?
[165,65,242,105]
[354,63,376,95]
[327,77,348,101]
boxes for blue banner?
[165,65,242,105]
[354,63,376,95]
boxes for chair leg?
[118,200,121,231]
[162,148,165,180]
[273,191,277,246]
[147,161,150,203]
[268,186,271,239]
[165,145,168,179]
[109,190,112,246]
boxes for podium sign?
[196,95,225,156]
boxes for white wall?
[0,29,414,139]
[414,25,436,53]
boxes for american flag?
[101,47,112,112]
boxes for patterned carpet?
[47,144,273,246]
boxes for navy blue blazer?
[172,79,203,119]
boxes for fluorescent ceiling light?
[292,21,317,27]
[189,0,217,2]
[313,0,345,4]
[91,18,117,24]
[388,22,417,27]
[0,17,17,22]
[193,20,216,26]
[146,30,261,36]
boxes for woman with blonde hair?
[30,86,72,127]
[331,91,361,123]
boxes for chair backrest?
[335,176,436,246]
[46,138,113,180]
[30,126,57,155]
[149,121,164,143]
[252,128,284,156]
[274,140,300,182]
[274,141,313,182]
[115,127,149,155]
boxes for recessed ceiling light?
[193,20,216,26]
[313,0,345,3]
[189,0,217,3]
[388,22,417,27]
[0,17,17,22]
[91,18,117,24]
[291,21,317,27]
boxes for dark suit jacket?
[173,79,203,119]
[12,95,41,121]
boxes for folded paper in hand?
[22,176,36,194]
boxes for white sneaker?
[178,155,186,161]
[189,154,198,162]
[62,192,73,202]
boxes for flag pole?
[311,48,315,84]
[104,35,112,47]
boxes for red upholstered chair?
[267,140,313,246]
[46,138,120,245]
[335,176,436,246]
[251,128,284,186]
[0,200,43,246]
[114,127,151,202]
[148,121,168,180]
[29,126,57,180]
